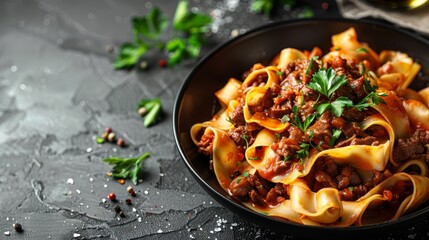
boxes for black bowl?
[173,18,429,240]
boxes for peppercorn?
[139,61,148,70]
[127,185,136,196]
[125,198,132,205]
[107,192,116,201]
[107,132,116,143]
[117,138,125,147]
[12,223,23,233]
[138,107,147,116]
[113,205,121,213]
[101,132,109,140]
[159,59,167,68]
[105,127,112,134]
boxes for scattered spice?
[117,178,125,185]
[138,107,147,116]
[107,192,117,201]
[125,198,132,205]
[113,205,121,213]
[117,138,125,147]
[105,127,112,134]
[321,1,329,10]
[12,223,23,233]
[101,132,109,140]
[119,211,126,218]
[107,132,116,143]
[139,61,148,70]
[159,59,167,68]
[127,185,136,196]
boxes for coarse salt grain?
[67,178,74,185]
[76,189,81,194]
[73,233,80,238]
[157,229,163,233]
[4,231,10,236]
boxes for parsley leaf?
[132,8,168,43]
[137,98,163,127]
[292,109,316,132]
[354,79,387,111]
[114,43,147,69]
[296,142,309,159]
[356,47,368,53]
[242,134,249,149]
[308,68,348,99]
[103,153,150,185]
[305,56,318,77]
[330,129,342,147]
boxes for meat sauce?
[197,55,423,208]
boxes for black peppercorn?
[13,223,23,233]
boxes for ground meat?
[250,190,266,207]
[313,170,337,191]
[229,177,253,201]
[341,107,367,122]
[230,101,245,126]
[335,165,362,190]
[340,122,366,138]
[305,111,332,148]
[266,183,289,205]
[350,136,379,146]
[393,129,429,162]
[228,126,254,148]
[197,131,214,155]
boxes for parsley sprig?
[103,153,150,185]
[114,0,211,69]
[292,105,316,132]
[308,68,348,99]
[354,79,387,111]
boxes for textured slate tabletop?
[0,0,428,239]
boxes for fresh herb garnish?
[316,96,354,117]
[250,0,296,16]
[356,47,368,53]
[103,152,150,185]
[248,156,260,160]
[308,68,348,99]
[276,71,284,76]
[292,106,317,132]
[330,129,342,147]
[296,142,309,159]
[114,0,211,69]
[274,132,281,139]
[137,98,162,127]
[281,115,290,124]
[305,56,318,77]
[226,117,235,125]
[284,156,292,162]
[243,171,250,177]
[354,79,387,111]
[242,134,249,149]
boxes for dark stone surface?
[0,0,427,239]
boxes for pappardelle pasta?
[191,27,429,226]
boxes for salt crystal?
[10,65,17,72]
[157,229,163,233]
[86,147,92,153]
[76,189,81,194]
[132,208,137,212]
[138,217,142,222]
[89,177,94,182]
[144,190,149,194]
[103,184,108,188]
[4,231,10,236]
[67,178,74,185]
[102,198,107,203]
[73,233,80,238]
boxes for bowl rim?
[173,17,429,234]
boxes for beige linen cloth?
[336,0,429,36]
